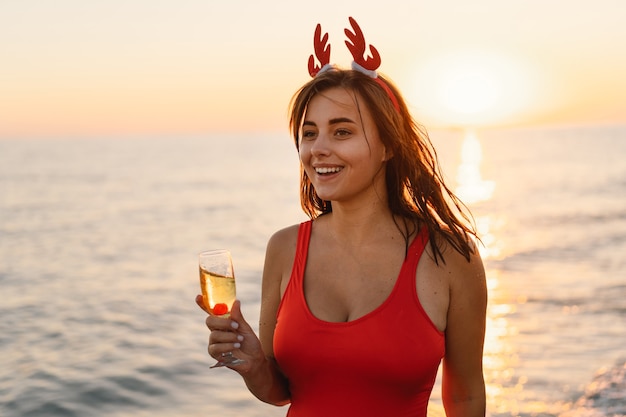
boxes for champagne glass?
[198,249,245,368]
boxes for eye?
[301,129,317,141]
[335,128,352,138]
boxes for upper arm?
[441,244,487,416]
[258,225,298,359]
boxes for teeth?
[315,167,342,174]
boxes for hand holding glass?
[199,249,245,368]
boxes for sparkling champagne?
[199,267,236,317]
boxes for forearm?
[242,355,291,406]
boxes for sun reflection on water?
[455,130,500,261]
[453,130,540,415]
[455,130,495,206]
[483,269,527,415]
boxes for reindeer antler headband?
[308,17,400,112]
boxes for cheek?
[298,146,309,164]
[298,148,315,177]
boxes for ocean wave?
[559,360,626,417]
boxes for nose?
[310,132,331,157]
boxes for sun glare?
[410,49,533,127]
[439,66,499,115]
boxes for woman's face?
[298,87,389,205]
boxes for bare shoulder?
[417,234,486,332]
[265,224,300,269]
[267,224,300,251]
[434,236,486,309]
[439,238,485,284]
[263,224,301,294]
[443,236,486,301]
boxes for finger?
[208,337,243,358]
[209,329,243,345]
[228,303,258,360]
[195,295,210,314]
[205,314,233,331]
[229,300,250,331]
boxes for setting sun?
[439,63,500,115]
[409,49,536,127]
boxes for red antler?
[344,17,381,71]
[308,24,331,77]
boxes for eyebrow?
[302,117,357,127]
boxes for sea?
[1,125,624,417]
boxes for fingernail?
[231,321,239,330]
[237,335,244,342]
[233,342,241,349]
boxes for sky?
[1,0,625,138]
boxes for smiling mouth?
[315,167,343,175]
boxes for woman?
[196,18,487,417]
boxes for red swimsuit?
[274,221,445,417]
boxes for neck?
[319,165,395,244]
[324,198,397,246]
